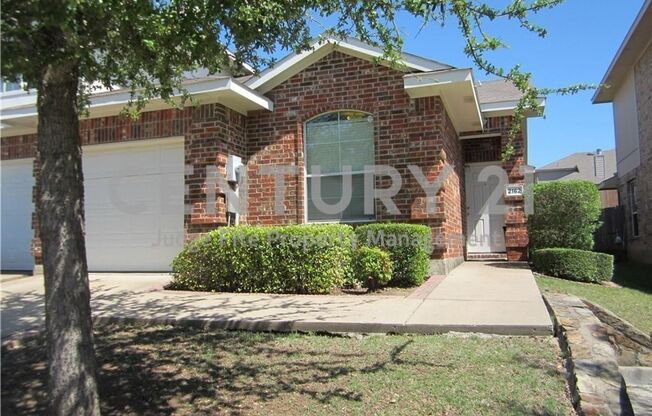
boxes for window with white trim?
[305,111,375,222]
[627,179,639,237]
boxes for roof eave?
[592,0,652,104]
[0,78,272,137]
[404,68,484,133]
[479,97,546,118]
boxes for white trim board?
[246,37,454,93]
[1,79,273,137]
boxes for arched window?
[305,111,375,222]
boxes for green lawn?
[2,324,574,415]
[536,261,652,334]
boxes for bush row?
[170,223,432,294]
[531,248,614,283]
[171,224,353,294]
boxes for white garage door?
[83,137,184,271]
[1,159,35,271]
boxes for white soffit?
[246,37,453,93]
[0,78,273,137]
[403,68,484,133]
[479,97,546,117]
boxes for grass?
[2,324,574,415]
[536,261,652,334]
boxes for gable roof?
[593,0,652,103]
[245,37,454,93]
[536,149,617,184]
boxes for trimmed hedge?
[354,223,432,287]
[531,248,614,283]
[352,247,393,290]
[528,181,601,251]
[170,224,353,294]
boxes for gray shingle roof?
[536,149,617,184]
[475,80,524,104]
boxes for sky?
[295,0,645,168]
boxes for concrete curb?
[93,314,552,336]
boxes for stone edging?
[543,293,631,416]
[583,300,652,349]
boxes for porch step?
[467,252,508,261]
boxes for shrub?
[354,223,431,287]
[528,181,601,251]
[352,247,393,290]
[170,224,353,294]
[531,248,614,283]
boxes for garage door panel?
[1,159,35,271]
[83,139,184,271]
[159,148,185,172]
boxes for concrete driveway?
[1,273,170,338]
[1,262,553,338]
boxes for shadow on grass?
[1,324,445,415]
[613,261,652,294]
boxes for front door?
[465,163,506,253]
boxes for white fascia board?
[403,68,474,88]
[480,97,546,117]
[226,79,273,111]
[1,77,272,129]
[403,68,484,133]
[246,37,453,93]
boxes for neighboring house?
[535,149,619,208]
[0,37,544,274]
[593,0,652,264]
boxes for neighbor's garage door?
[1,159,35,271]
[83,137,184,271]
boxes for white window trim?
[303,110,376,224]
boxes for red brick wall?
[629,40,652,263]
[462,136,502,163]
[185,104,247,240]
[1,134,37,160]
[246,51,465,260]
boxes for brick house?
[0,37,544,274]
[593,0,652,264]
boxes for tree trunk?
[36,61,101,416]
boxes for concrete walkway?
[1,262,552,338]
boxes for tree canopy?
[3,0,589,128]
[1,1,590,414]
